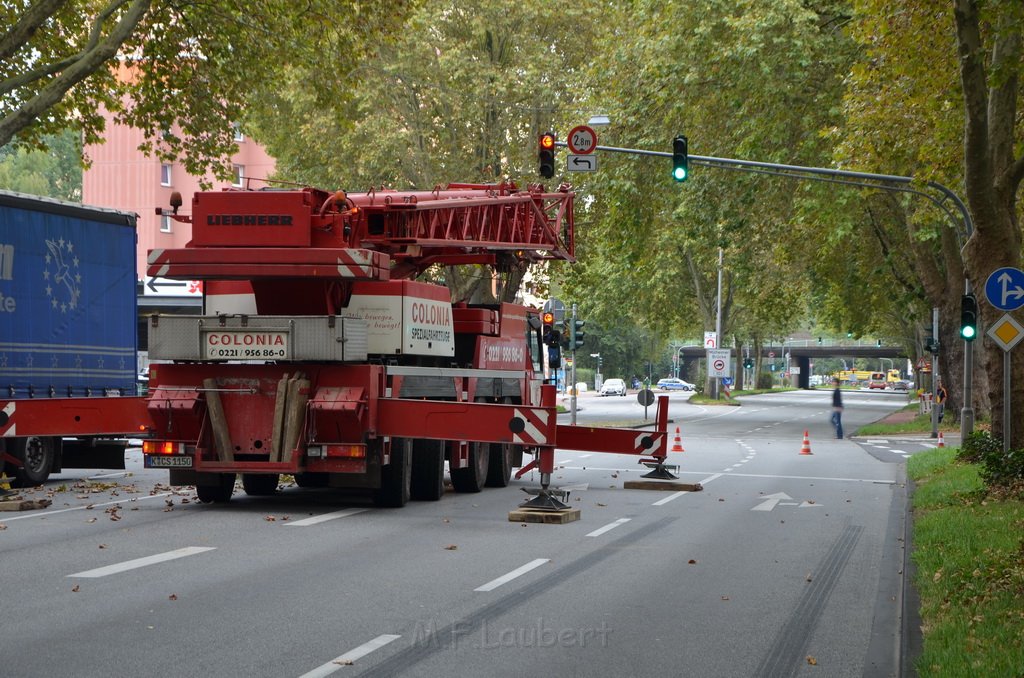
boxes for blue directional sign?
[984,267,1024,311]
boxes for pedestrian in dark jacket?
[831,378,844,439]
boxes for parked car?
[599,378,627,396]
[892,380,910,391]
[656,377,695,391]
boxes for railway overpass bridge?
[676,343,908,389]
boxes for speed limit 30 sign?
[567,125,597,155]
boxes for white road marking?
[586,518,631,537]
[652,491,688,506]
[285,508,367,527]
[652,473,721,506]
[298,635,402,678]
[0,492,173,522]
[668,471,896,485]
[474,558,550,592]
[68,546,216,578]
[578,454,593,459]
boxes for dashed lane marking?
[285,508,367,527]
[0,492,173,522]
[652,473,722,506]
[298,635,402,678]
[474,558,550,592]
[68,546,216,578]
[586,518,631,537]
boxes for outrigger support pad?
[519,486,571,511]
[640,459,680,480]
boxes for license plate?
[145,455,194,468]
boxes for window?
[232,122,245,142]
[160,215,172,233]
[232,164,244,187]
[160,164,172,186]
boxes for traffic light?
[538,132,556,179]
[672,135,689,182]
[743,357,754,369]
[569,319,585,349]
[925,336,940,354]
[541,311,561,346]
[960,293,978,341]
[876,339,882,348]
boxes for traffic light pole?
[559,141,977,435]
[570,303,578,426]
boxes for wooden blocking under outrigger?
[508,507,581,524]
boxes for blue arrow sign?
[984,267,1024,311]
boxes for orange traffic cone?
[671,427,684,453]
[799,429,813,455]
[937,431,945,448]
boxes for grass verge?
[908,448,1024,676]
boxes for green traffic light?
[961,325,976,340]
[673,166,687,181]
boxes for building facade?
[82,119,275,282]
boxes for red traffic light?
[539,133,555,150]
[541,311,555,325]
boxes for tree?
[837,1,977,420]
[248,0,602,304]
[563,0,858,360]
[0,130,82,200]
[0,1,406,180]
[954,0,1024,444]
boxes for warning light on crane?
[672,135,689,182]
[538,132,556,179]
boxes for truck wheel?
[450,442,489,493]
[411,439,444,501]
[374,438,411,507]
[11,436,55,487]
[195,473,235,503]
[484,441,514,488]
[242,473,279,496]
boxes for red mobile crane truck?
[141,181,673,509]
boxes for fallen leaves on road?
[98,544,108,549]
[688,559,697,565]
[71,585,80,592]
[168,594,178,601]
[806,656,817,665]
[333,659,353,666]
[444,544,458,550]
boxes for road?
[1,388,932,677]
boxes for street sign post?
[567,155,597,172]
[707,349,731,378]
[987,313,1024,452]
[984,267,1024,311]
[704,332,717,349]
[567,125,597,155]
